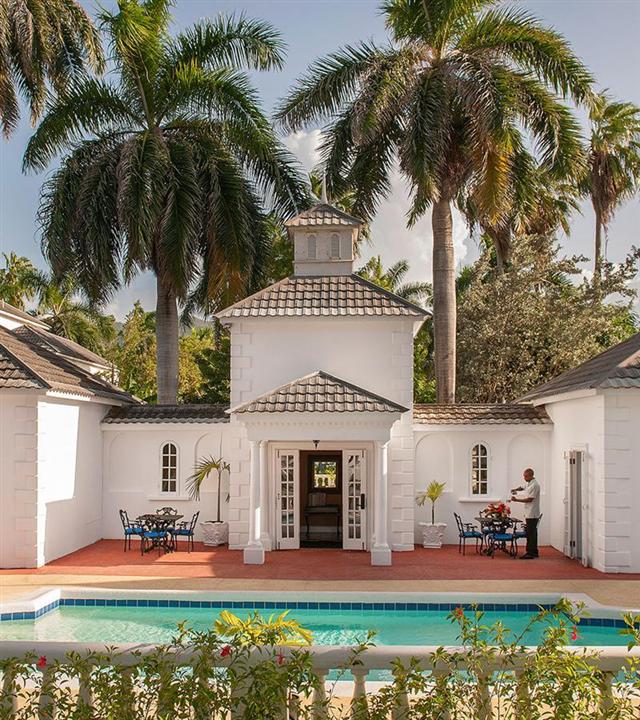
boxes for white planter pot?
[201,521,228,547]
[419,522,447,549]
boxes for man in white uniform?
[511,468,541,559]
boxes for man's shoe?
[519,554,535,560]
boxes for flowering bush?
[2,602,640,719]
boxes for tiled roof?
[231,371,408,414]
[14,325,111,369]
[0,326,134,403]
[285,203,363,228]
[0,299,49,329]
[520,333,640,402]
[217,274,428,319]
[0,344,41,388]
[413,404,552,425]
[104,404,229,424]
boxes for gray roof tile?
[0,326,134,403]
[14,325,111,368]
[519,333,640,402]
[284,203,363,228]
[231,371,408,414]
[217,274,428,319]
[104,404,229,424]
[413,404,552,425]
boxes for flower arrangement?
[483,501,511,519]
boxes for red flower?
[276,653,286,666]
[571,626,579,642]
[220,645,232,658]
[454,607,464,619]
[37,656,47,669]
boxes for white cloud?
[284,131,475,284]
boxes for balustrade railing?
[1,641,639,718]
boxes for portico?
[229,371,407,565]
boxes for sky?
[1,0,639,319]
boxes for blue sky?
[1,0,639,318]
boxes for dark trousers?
[525,518,539,557]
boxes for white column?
[244,440,265,564]
[371,440,392,566]
[259,440,271,550]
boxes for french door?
[565,449,586,563]
[343,450,367,550]
[276,450,299,549]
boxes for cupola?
[284,203,364,276]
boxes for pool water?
[0,606,628,646]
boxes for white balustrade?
[0,642,638,718]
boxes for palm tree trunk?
[594,209,603,285]
[156,276,179,404]
[432,198,456,404]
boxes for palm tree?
[277,0,592,402]
[0,0,103,136]
[585,93,640,282]
[357,256,431,307]
[35,275,116,355]
[462,166,581,273]
[25,0,309,403]
[0,252,44,308]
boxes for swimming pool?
[0,591,631,647]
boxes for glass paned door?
[276,450,299,549]
[343,450,366,550]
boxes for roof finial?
[321,172,328,204]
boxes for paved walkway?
[2,541,640,607]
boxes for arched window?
[330,233,341,259]
[471,443,489,495]
[307,234,317,260]
[161,442,178,494]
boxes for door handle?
[360,493,366,510]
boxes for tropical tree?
[277,0,593,402]
[25,0,309,403]
[357,256,431,306]
[584,93,640,282]
[0,0,103,136]
[0,252,43,308]
[35,275,116,354]
[114,301,157,402]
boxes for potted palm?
[187,455,230,546]
[416,481,447,549]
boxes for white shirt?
[521,479,541,519]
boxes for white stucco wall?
[602,389,640,572]
[413,426,552,545]
[37,396,109,564]
[0,393,39,568]
[102,422,237,542]
[544,393,604,568]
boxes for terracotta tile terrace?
[4,540,639,582]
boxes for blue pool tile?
[95,599,106,607]
[125,600,137,607]
[106,599,116,607]
[494,604,506,612]
[179,601,190,608]
[147,600,158,607]
[85,599,96,607]
[307,602,319,610]
[405,603,417,611]
[351,603,362,610]
[158,600,169,607]
[137,599,148,607]
[2,613,12,621]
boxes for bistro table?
[140,513,183,553]
[475,515,522,557]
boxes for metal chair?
[140,515,171,555]
[171,511,200,552]
[453,513,484,555]
[156,506,178,516]
[119,509,144,552]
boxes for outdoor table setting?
[475,503,524,557]
[139,511,184,554]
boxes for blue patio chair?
[171,511,200,553]
[140,525,170,555]
[119,509,144,552]
[453,513,484,555]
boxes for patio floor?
[3,540,639,581]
